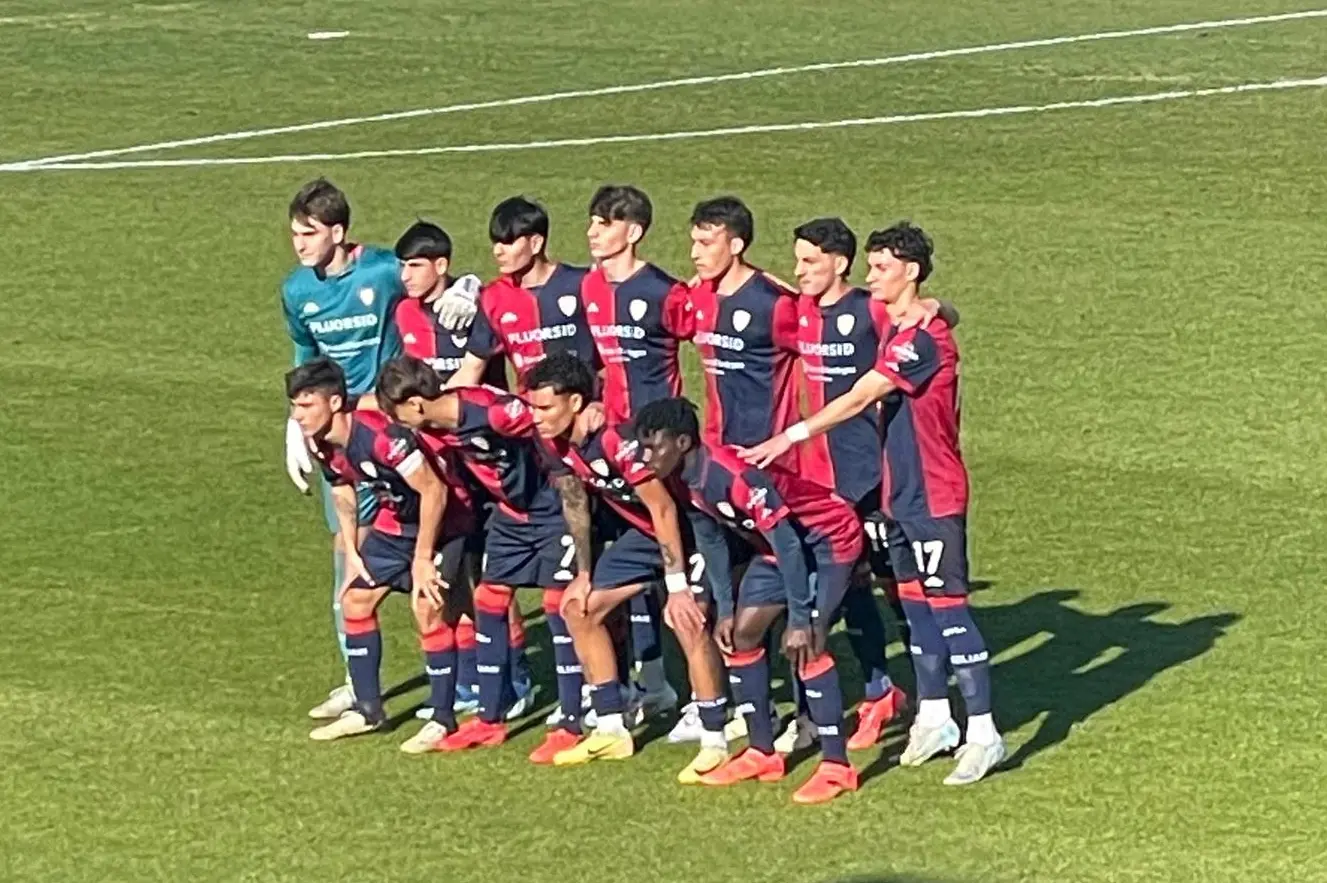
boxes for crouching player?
[633,398,862,804]
[375,356,587,763]
[522,355,730,780]
[286,358,474,746]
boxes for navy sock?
[842,581,891,700]
[473,585,512,724]
[628,591,663,665]
[696,695,728,736]
[344,615,383,721]
[930,598,993,716]
[420,625,458,731]
[508,605,531,688]
[727,648,774,753]
[456,618,478,691]
[799,653,848,763]
[589,681,626,718]
[544,591,583,735]
[900,583,948,701]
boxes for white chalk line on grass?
[4,7,1326,171]
[11,75,1327,171]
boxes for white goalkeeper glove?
[285,416,314,494]
[428,273,481,331]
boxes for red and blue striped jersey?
[394,294,508,388]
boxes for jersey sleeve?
[465,293,504,359]
[486,394,535,438]
[603,428,656,488]
[772,293,800,354]
[735,468,791,533]
[661,282,696,340]
[375,423,426,478]
[873,327,941,394]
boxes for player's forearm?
[445,354,488,389]
[639,481,685,576]
[789,372,890,443]
[689,511,734,619]
[767,521,813,628]
[412,474,447,565]
[331,486,361,551]
[555,475,594,574]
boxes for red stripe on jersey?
[395,298,440,361]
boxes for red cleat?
[528,727,582,765]
[847,684,909,751]
[435,718,506,752]
[698,747,785,786]
[792,760,859,805]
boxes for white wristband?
[664,572,690,594]
[785,422,810,443]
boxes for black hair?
[394,220,453,261]
[633,397,701,444]
[793,217,857,277]
[865,221,934,283]
[286,356,347,401]
[689,196,754,251]
[489,195,550,245]
[588,184,652,233]
[289,178,350,230]
[525,353,597,403]
[375,356,446,407]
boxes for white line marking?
[12,75,1325,172]
[307,30,349,40]
[6,7,1326,170]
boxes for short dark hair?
[865,221,934,283]
[633,397,701,445]
[286,356,347,401]
[394,220,452,261]
[690,196,754,251]
[525,353,597,403]
[793,217,857,277]
[489,196,549,245]
[375,356,446,408]
[289,178,350,229]
[588,185,652,232]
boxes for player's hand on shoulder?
[736,434,791,469]
[285,416,314,494]
[581,402,606,435]
[430,273,481,331]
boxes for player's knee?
[340,588,377,620]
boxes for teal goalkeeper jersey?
[281,244,404,395]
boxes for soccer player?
[375,356,588,763]
[286,358,474,748]
[633,397,863,805]
[790,217,908,749]
[581,184,694,714]
[523,355,730,781]
[280,179,405,721]
[445,196,597,388]
[740,222,1004,785]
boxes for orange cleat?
[847,684,909,751]
[698,747,785,786]
[792,760,859,805]
[435,718,507,752]
[528,727,582,765]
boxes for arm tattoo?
[660,545,678,570]
[333,491,357,519]
[555,475,594,573]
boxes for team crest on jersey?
[586,302,600,314]
[837,314,856,336]
[470,436,490,452]
[501,312,519,324]
[504,399,527,420]
[590,459,610,477]
[388,437,410,460]
[359,288,375,306]
[629,299,648,321]
[451,334,468,348]
[557,295,578,317]
[731,309,751,332]
[403,333,416,345]
[359,461,379,479]
[302,301,319,316]
[716,501,736,519]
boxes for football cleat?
[698,747,785,785]
[434,718,506,752]
[529,728,584,765]
[792,761,859,805]
[399,720,453,754]
[309,709,382,742]
[668,703,705,744]
[847,684,909,751]
[943,738,1006,786]
[774,714,817,755]
[552,729,634,766]
[899,719,962,767]
[677,746,730,785]
[307,683,355,720]
[505,680,537,721]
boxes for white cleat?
[899,720,962,767]
[668,702,705,744]
[309,710,380,742]
[504,684,537,721]
[774,714,817,755]
[307,683,356,720]
[944,738,1006,786]
[400,720,451,754]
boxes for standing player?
[632,398,863,804]
[280,179,404,721]
[740,222,1004,785]
[375,356,588,764]
[286,358,474,749]
[580,184,695,714]
[523,355,730,781]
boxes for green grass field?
[4,1,1327,880]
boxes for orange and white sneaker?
[528,728,582,765]
[792,761,859,805]
[435,718,506,752]
[698,747,785,786]
[847,684,909,751]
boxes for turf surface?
[3,1,1326,880]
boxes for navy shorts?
[347,531,472,593]
[591,527,707,597]
[886,515,969,596]
[481,507,577,589]
[734,538,853,623]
